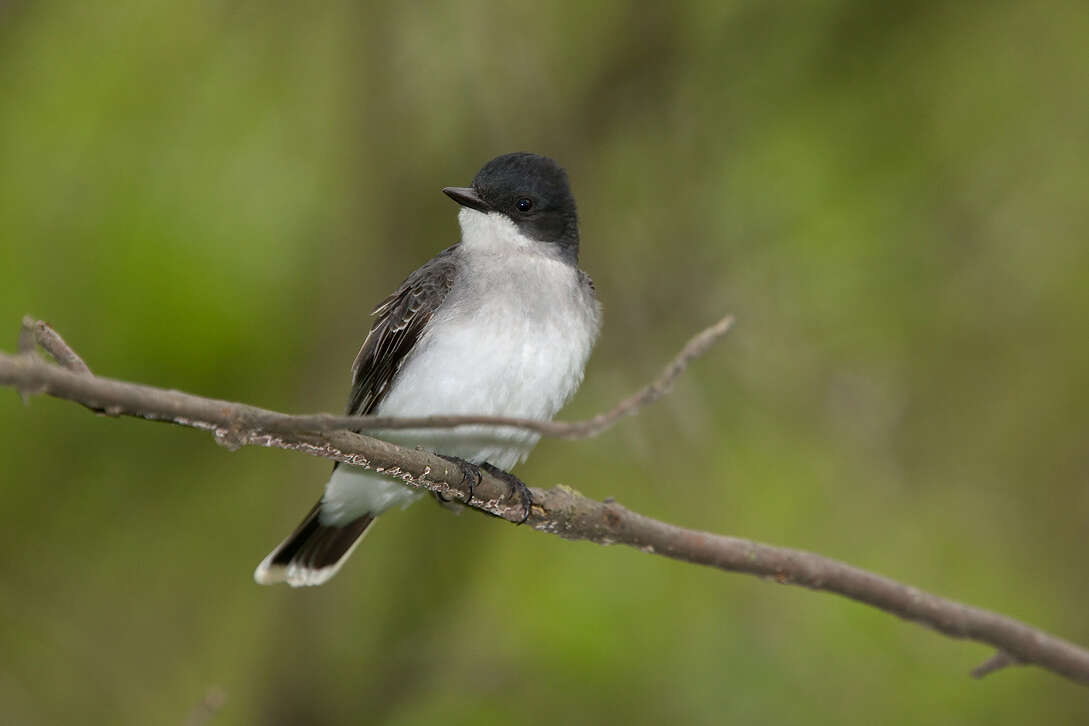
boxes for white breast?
[374,208,601,469]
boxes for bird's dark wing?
[346,244,459,417]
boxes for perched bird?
[254,152,602,586]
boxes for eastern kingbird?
[255,152,602,587]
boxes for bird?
[254,152,602,587]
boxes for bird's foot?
[481,462,533,525]
[435,454,481,506]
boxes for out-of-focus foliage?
[2,1,1088,723]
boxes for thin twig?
[17,315,732,439]
[971,650,1022,679]
[12,314,731,439]
[23,316,92,374]
[2,317,1089,687]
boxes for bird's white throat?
[458,207,545,256]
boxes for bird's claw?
[436,454,481,505]
[434,456,532,524]
[481,462,533,525]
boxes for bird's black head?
[443,152,579,261]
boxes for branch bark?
[3,319,1088,687]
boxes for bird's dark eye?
[516,198,533,213]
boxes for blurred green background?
[2,1,1088,723]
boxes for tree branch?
[3,318,1088,687]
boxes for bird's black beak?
[442,186,491,213]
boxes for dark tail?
[254,500,376,587]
